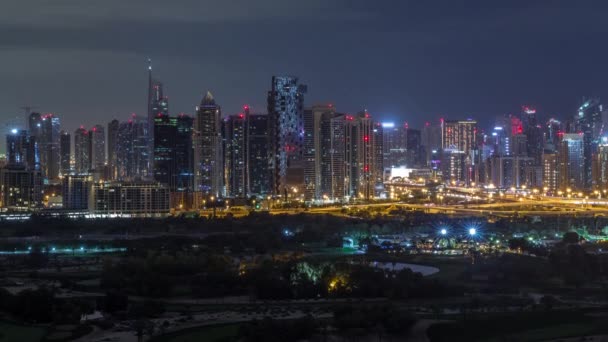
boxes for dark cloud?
[1,0,608,151]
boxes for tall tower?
[107,119,119,180]
[194,91,222,196]
[74,127,90,173]
[40,114,61,180]
[146,59,168,179]
[223,113,248,198]
[267,76,306,197]
[89,124,105,170]
[60,130,71,175]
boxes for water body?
[371,261,439,276]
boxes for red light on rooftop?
[239,113,244,119]
[363,135,369,142]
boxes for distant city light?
[10,129,17,134]
[381,122,395,128]
[469,228,477,236]
[440,228,447,235]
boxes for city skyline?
[2,1,608,151]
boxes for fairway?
[151,324,239,342]
[0,322,46,342]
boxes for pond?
[371,261,439,276]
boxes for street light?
[468,228,477,236]
[440,228,447,235]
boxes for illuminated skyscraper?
[146,59,168,179]
[542,151,558,191]
[194,91,222,196]
[60,130,71,175]
[248,113,271,196]
[223,113,247,197]
[6,129,38,170]
[303,104,336,201]
[268,76,306,197]
[576,98,603,189]
[74,127,90,173]
[174,114,194,192]
[562,133,584,189]
[441,119,477,156]
[39,114,61,180]
[90,124,105,170]
[107,119,119,180]
[115,115,149,180]
[153,114,176,187]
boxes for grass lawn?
[0,322,46,342]
[427,309,608,342]
[484,322,608,342]
[150,324,240,342]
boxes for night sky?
[1,0,608,151]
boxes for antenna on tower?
[147,58,152,71]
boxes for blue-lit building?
[562,133,584,189]
[268,76,307,197]
[153,113,194,192]
[6,129,39,171]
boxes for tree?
[562,232,580,244]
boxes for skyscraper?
[268,76,306,197]
[175,114,194,192]
[90,124,105,170]
[303,104,336,201]
[60,130,71,175]
[28,113,42,140]
[248,113,271,196]
[147,59,168,179]
[107,119,119,180]
[576,98,603,189]
[6,129,38,170]
[74,127,90,173]
[194,91,222,196]
[116,115,149,180]
[39,114,61,180]
[223,113,248,197]
[153,114,176,187]
[562,133,584,189]
[441,119,477,157]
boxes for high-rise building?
[60,131,71,175]
[223,113,247,197]
[521,106,543,165]
[74,127,90,173]
[153,114,177,188]
[382,122,407,168]
[115,115,149,180]
[89,125,105,170]
[595,139,608,189]
[542,151,559,192]
[545,118,562,152]
[421,121,442,167]
[90,181,170,217]
[562,133,584,189]
[28,113,42,140]
[303,104,336,201]
[62,174,92,210]
[268,76,306,197]
[248,114,271,196]
[6,129,39,171]
[39,114,61,180]
[405,127,423,167]
[576,98,603,189]
[174,114,194,192]
[107,119,119,180]
[441,119,477,156]
[194,91,222,196]
[0,165,43,210]
[147,60,168,179]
